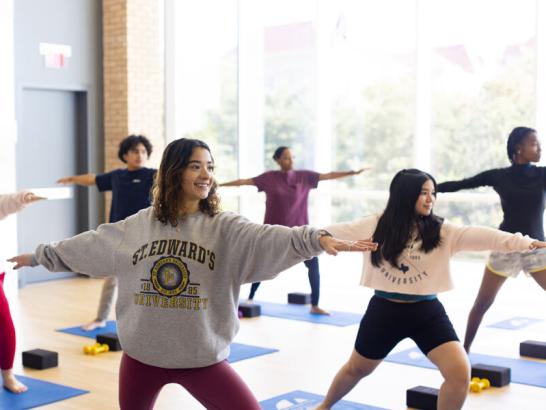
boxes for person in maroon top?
[221,146,368,314]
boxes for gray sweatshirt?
[32,207,324,368]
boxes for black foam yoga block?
[520,340,546,360]
[471,363,511,387]
[287,292,311,304]
[406,385,438,410]
[97,332,122,351]
[238,303,261,317]
[22,349,58,370]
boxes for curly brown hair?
[152,138,220,226]
[118,134,153,163]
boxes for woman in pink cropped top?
[316,169,546,410]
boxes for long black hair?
[371,169,443,268]
[507,127,535,163]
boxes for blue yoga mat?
[255,301,362,327]
[487,316,542,330]
[0,375,87,409]
[260,390,387,410]
[228,342,278,363]
[385,347,546,388]
[56,320,117,339]
[56,321,276,364]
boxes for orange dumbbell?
[470,377,490,392]
[83,343,110,355]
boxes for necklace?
[407,233,418,258]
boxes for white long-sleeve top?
[0,192,29,220]
[326,214,535,295]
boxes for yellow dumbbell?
[83,343,110,355]
[83,343,101,354]
[469,377,490,392]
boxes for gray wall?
[14,0,104,228]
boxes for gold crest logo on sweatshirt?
[151,256,190,296]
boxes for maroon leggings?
[119,353,261,410]
[0,273,16,370]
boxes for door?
[16,88,88,285]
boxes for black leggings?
[248,257,320,305]
[354,295,459,360]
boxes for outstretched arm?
[57,173,96,186]
[8,253,33,270]
[23,193,47,203]
[318,167,371,181]
[0,191,46,220]
[318,235,377,256]
[8,220,126,278]
[530,240,546,249]
[223,214,376,284]
[436,170,497,193]
[219,178,256,187]
[447,222,544,254]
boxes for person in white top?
[0,191,45,393]
[316,169,546,410]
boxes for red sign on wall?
[39,43,72,69]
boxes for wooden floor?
[6,254,546,409]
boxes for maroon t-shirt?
[253,170,320,227]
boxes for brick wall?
[102,0,164,218]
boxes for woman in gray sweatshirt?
[9,138,376,410]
